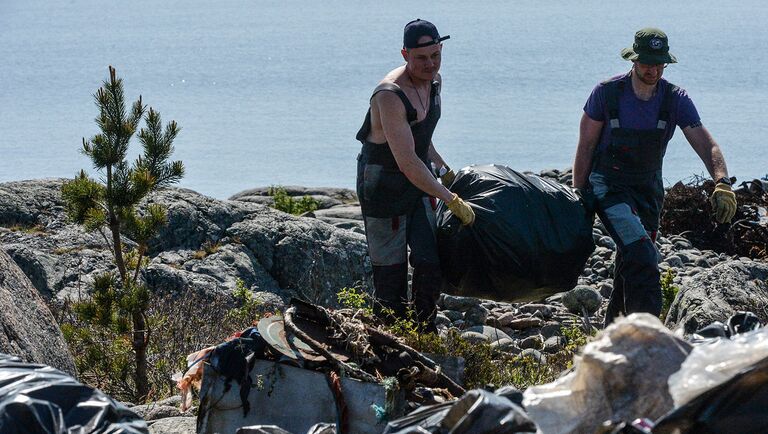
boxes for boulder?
[0,249,75,375]
[665,260,768,334]
[0,180,369,308]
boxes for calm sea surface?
[2,1,766,199]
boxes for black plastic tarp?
[382,388,537,434]
[0,353,148,434]
[437,165,595,302]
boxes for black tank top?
[356,81,441,169]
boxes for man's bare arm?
[572,112,604,189]
[682,122,729,180]
[428,142,447,171]
[375,91,453,202]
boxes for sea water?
[1,0,766,198]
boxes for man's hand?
[709,182,737,223]
[440,168,456,187]
[446,193,475,225]
[574,187,596,225]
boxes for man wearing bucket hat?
[355,19,475,332]
[572,28,737,326]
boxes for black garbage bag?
[437,165,595,302]
[652,356,768,434]
[382,388,537,434]
[0,353,148,434]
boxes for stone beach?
[1,168,766,433]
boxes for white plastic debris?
[523,314,691,434]
[668,325,768,407]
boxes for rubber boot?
[372,263,408,321]
[604,250,626,327]
[621,238,662,317]
[411,262,442,333]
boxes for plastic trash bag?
[653,356,768,434]
[437,165,594,302]
[0,353,148,434]
[382,388,537,434]
[522,314,691,434]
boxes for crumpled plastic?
[0,353,148,434]
[383,388,537,434]
[667,324,768,407]
[522,314,691,434]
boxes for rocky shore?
[1,169,766,433]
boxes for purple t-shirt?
[584,73,701,153]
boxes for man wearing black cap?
[572,28,737,326]
[355,19,474,332]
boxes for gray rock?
[495,311,518,327]
[442,309,463,322]
[664,256,684,269]
[562,285,602,315]
[491,338,521,354]
[464,325,512,343]
[540,322,562,338]
[148,416,197,434]
[598,236,616,250]
[685,267,704,277]
[131,404,183,421]
[435,313,451,328]
[229,186,357,204]
[504,317,545,330]
[543,336,566,353]
[440,294,481,311]
[464,304,489,326]
[519,335,544,350]
[597,282,613,298]
[0,249,76,375]
[520,348,547,364]
[312,205,362,221]
[666,260,768,334]
[0,180,370,307]
[518,304,553,319]
[460,331,490,344]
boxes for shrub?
[268,186,319,215]
[57,286,268,402]
[660,269,680,321]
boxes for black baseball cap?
[403,19,450,49]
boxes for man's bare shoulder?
[372,89,406,116]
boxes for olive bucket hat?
[621,28,678,64]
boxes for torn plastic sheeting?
[522,314,692,434]
[383,388,537,434]
[0,353,148,434]
[667,324,768,407]
[436,165,594,303]
[653,356,768,434]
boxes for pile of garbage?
[167,295,768,434]
[178,299,467,434]
[661,177,768,259]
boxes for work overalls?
[589,79,677,326]
[355,81,442,330]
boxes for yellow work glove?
[709,182,737,223]
[446,193,475,226]
[440,169,456,187]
